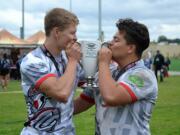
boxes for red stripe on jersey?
[119,82,137,102]
[80,93,95,104]
[33,100,39,109]
[35,73,56,89]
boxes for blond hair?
[44,8,79,36]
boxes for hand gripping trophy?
[79,41,101,88]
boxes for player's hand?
[98,47,112,65]
[66,42,82,62]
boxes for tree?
[157,35,168,43]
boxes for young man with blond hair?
[20,8,83,135]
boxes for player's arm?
[99,63,134,106]
[98,48,134,106]
[39,43,81,102]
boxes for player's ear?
[127,44,135,54]
[52,27,60,40]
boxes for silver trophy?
[79,40,101,88]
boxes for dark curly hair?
[116,18,150,57]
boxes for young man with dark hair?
[74,18,158,135]
[20,8,83,135]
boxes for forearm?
[98,62,119,103]
[57,60,78,96]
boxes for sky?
[0,0,180,42]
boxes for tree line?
[157,35,180,44]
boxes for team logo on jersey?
[32,108,61,132]
[128,75,144,88]
[26,87,61,132]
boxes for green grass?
[0,81,25,134]
[150,76,180,134]
[0,93,26,134]
[74,105,95,135]
[0,77,180,135]
[170,58,180,71]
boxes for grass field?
[0,76,180,135]
[170,58,180,71]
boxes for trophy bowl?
[79,40,101,88]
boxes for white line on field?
[0,89,83,94]
[0,91,23,94]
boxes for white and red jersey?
[81,60,158,135]
[20,47,83,134]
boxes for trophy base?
[81,82,98,89]
[80,76,98,89]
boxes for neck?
[116,56,140,69]
[43,38,62,57]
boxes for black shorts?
[0,68,10,76]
